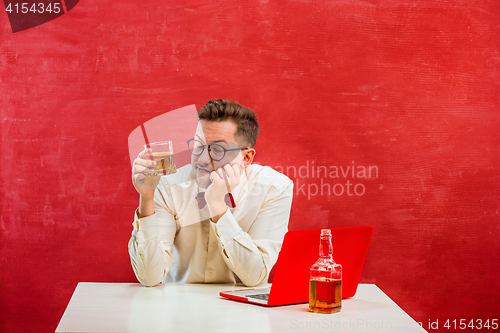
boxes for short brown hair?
[197,99,259,147]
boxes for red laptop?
[220,226,373,306]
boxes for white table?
[56,283,426,333]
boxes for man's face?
[191,120,246,189]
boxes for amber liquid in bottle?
[309,229,342,314]
[309,278,342,313]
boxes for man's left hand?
[205,164,241,221]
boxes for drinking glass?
[144,141,177,176]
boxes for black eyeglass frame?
[186,138,248,161]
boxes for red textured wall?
[1,1,499,332]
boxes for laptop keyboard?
[247,293,270,301]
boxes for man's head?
[190,100,259,188]
[197,100,259,148]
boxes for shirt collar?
[229,167,247,203]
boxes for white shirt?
[128,164,294,287]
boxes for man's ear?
[240,149,255,169]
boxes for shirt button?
[208,272,213,277]
[211,242,217,247]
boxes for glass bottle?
[309,229,342,313]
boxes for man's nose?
[198,146,212,165]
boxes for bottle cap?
[320,229,331,236]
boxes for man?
[129,100,293,287]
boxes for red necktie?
[196,192,236,209]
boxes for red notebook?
[220,226,373,306]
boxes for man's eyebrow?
[194,135,228,145]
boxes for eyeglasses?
[187,138,248,161]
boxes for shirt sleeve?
[211,180,294,287]
[128,189,177,287]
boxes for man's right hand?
[132,149,161,217]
